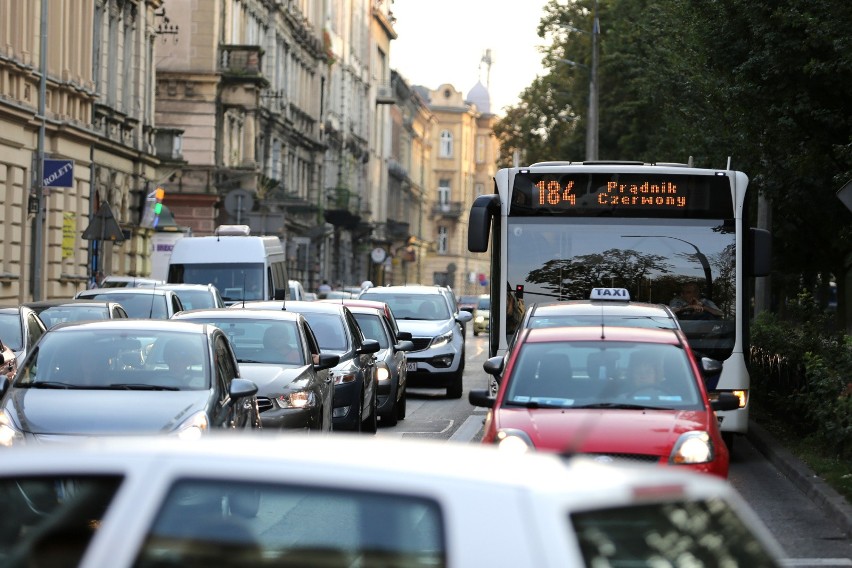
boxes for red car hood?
[495,407,713,456]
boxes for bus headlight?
[669,431,713,464]
[709,389,748,409]
[494,429,535,454]
[430,330,453,349]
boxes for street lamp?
[557,1,599,161]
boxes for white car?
[0,435,784,567]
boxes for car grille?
[256,397,273,413]
[579,453,660,464]
[410,337,433,352]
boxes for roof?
[48,319,208,334]
[524,325,683,345]
[174,308,302,322]
[232,300,345,315]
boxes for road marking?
[781,560,852,567]
[448,415,484,443]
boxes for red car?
[469,326,737,478]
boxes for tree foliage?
[494,0,852,328]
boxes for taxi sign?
[590,287,631,301]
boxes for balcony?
[431,201,463,219]
[387,220,410,240]
[324,186,361,229]
[219,45,268,87]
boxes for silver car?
[359,285,472,399]
[75,288,185,319]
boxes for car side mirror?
[483,355,504,382]
[701,357,723,375]
[314,352,340,370]
[469,388,495,408]
[229,378,258,400]
[358,339,381,355]
[396,331,412,341]
[456,311,473,323]
[273,288,287,301]
[395,340,414,352]
[711,392,740,412]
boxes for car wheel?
[396,385,407,421]
[361,388,378,434]
[447,367,464,399]
[382,383,399,427]
[473,329,479,336]
[722,432,735,454]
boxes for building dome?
[466,81,491,114]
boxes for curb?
[747,420,852,538]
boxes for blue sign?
[43,159,74,188]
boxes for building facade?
[0,0,163,303]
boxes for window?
[476,135,486,163]
[438,180,450,209]
[439,130,453,158]
[137,480,447,567]
[437,226,448,254]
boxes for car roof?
[523,325,684,345]
[78,288,173,296]
[23,299,118,309]
[232,300,345,315]
[174,308,302,322]
[529,301,676,318]
[0,433,741,505]
[47,318,209,334]
[157,283,217,291]
[361,285,443,295]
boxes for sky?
[388,0,551,116]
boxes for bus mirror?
[468,194,499,253]
[748,228,771,277]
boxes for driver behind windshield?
[670,281,722,318]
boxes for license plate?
[406,362,417,372]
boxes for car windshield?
[352,314,390,349]
[300,313,348,351]
[503,341,703,410]
[14,330,210,390]
[0,313,23,351]
[361,293,451,321]
[173,290,219,310]
[37,306,111,328]
[477,296,490,310]
[178,317,304,365]
[82,293,169,319]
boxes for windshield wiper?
[108,383,179,391]
[28,381,82,389]
[505,400,566,409]
[237,358,263,364]
[573,402,669,410]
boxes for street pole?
[586,0,599,161]
[32,0,48,301]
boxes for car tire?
[396,385,407,421]
[473,329,479,336]
[447,366,464,399]
[722,432,735,454]
[362,388,378,434]
[382,383,399,427]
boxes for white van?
[166,225,289,305]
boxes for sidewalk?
[747,420,852,538]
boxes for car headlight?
[175,411,209,440]
[475,315,485,324]
[0,410,23,447]
[669,431,714,464]
[331,370,357,384]
[275,390,316,409]
[376,363,391,383]
[494,429,535,454]
[430,330,453,349]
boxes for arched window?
[439,130,453,158]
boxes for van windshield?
[168,263,265,303]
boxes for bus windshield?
[169,262,265,303]
[507,217,736,361]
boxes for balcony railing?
[219,45,266,84]
[431,201,463,218]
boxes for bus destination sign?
[511,172,733,219]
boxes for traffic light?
[152,187,165,227]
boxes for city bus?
[468,161,771,446]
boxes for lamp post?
[32,0,48,300]
[557,0,599,161]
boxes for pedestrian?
[317,279,331,299]
[89,270,105,289]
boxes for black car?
[232,301,380,433]
[23,299,129,329]
[0,319,260,444]
[0,305,47,365]
[173,308,339,431]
